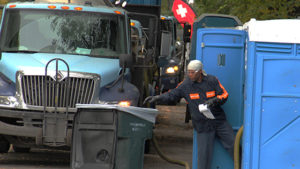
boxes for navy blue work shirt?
[159,74,229,132]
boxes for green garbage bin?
[71,104,159,169]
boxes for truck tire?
[13,145,31,153]
[0,135,10,153]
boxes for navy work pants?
[196,120,234,169]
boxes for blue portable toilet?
[192,18,300,169]
[243,19,300,169]
[191,27,246,168]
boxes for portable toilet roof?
[244,18,300,43]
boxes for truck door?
[192,28,246,169]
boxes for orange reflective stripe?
[206,91,215,98]
[217,80,229,99]
[176,81,184,88]
[189,93,200,100]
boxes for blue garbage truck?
[124,1,185,95]
[190,15,300,169]
[0,0,158,152]
[159,15,184,93]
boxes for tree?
[162,0,300,23]
[0,0,9,18]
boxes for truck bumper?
[0,108,73,146]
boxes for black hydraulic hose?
[151,134,190,169]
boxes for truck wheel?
[0,135,10,153]
[13,145,31,153]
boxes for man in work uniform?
[144,60,235,169]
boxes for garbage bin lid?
[76,104,159,124]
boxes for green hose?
[151,134,190,169]
[234,125,244,169]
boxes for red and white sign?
[172,0,196,35]
[176,4,188,18]
[172,0,196,25]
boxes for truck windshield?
[161,20,173,32]
[0,9,128,58]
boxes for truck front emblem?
[54,71,64,81]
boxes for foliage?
[161,0,174,16]
[0,0,8,4]
[0,0,9,18]
[162,0,300,23]
[0,0,298,23]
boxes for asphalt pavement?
[144,102,194,169]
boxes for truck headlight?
[165,66,179,74]
[0,73,16,96]
[98,100,131,107]
[0,96,19,107]
[118,101,131,107]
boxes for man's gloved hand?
[204,97,220,107]
[143,95,161,105]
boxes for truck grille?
[21,75,96,108]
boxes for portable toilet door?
[243,19,300,169]
[191,28,246,169]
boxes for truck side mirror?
[119,54,133,68]
[183,24,191,42]
[160,31,172,58]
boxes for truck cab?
[0,2,140,152]
[159,15,183,93]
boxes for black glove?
[204,97,220,107]
[143,95,160,105]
